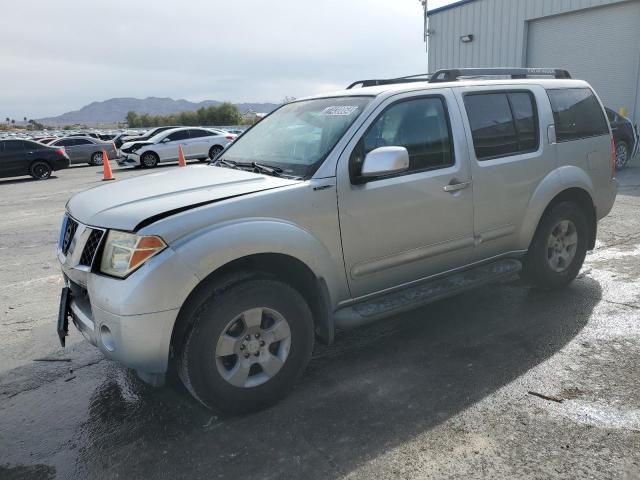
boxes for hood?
[67,165,301,231]
[121,140,153,150]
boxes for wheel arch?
[520,169,597,251]
[169,252,333,369]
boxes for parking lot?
[1,162,639,479]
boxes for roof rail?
[428,68,571,83]
[346,73,431,89]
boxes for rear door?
[455,85,556,260]
[337,89,475,298]
[73,138,96,163]
[0,140,28,177]
[185,129,213,159]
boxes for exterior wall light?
[460,34,474,43]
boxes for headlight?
[100,230,166,278]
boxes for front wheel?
[140,151,159,168]
[178,277,314,413]
[29,161,52,180]
[520,201,588,290]
[615,140,630,171]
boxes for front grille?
[79,229,105,267]
[62,217,79,254]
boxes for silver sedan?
[49,137,119,165]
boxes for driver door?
[336,89,475,298]
[158,130,189,162]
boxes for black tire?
[29,161,52,180]
[520,201,588,290]
[178,276,314,413]
[615,140,630,171]
[140,151,159,168]
[208,145,224,160]
[89,151,104,166]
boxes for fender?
[171,217,347,312]
[516,166,595,249]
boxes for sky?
[0,0,456,119]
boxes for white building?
[424,0,640,124]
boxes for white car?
[118,127,236,168]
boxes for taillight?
[611,137,616,178]
[225,135,235,141]
[56,148,66,156]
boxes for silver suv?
[57,68,618,413]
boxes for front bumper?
[117,153,141,166]
[58,218,200,377]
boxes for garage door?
[526,1,640,124]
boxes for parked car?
[49,136,118,165]
[605,107,638,170]
[0,139,69,179]
[118,127,235,167]
[65,132,101,139]
[57,68,617,413]
[114,126,179,148]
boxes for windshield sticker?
[321,106,359,116]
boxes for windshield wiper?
[215,159,239,169]
[251,162,283,176]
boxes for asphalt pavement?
[1,161,639,479]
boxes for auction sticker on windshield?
[321,106,359,116]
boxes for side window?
[547,88,609,142]
[166,130,189,142]
[4,140,25,153]
[74,139,92,145]
[57,139,76,147]
[187,129,208,139]
[352,97,454,178]
[464,91,539,160]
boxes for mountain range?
[37,97,280,125]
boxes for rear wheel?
[29,161,52,180]
[208,145,224,160]
[520,201,588,289]
[178,277,314,413]
[141,151,159,168]
[615,140,630,170]
[90,151,104,166]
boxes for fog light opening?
[100,325,115,352]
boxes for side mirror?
[361,146,409,178]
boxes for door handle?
[443,181,471,193]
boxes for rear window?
[464,91,539,160]
[547,88,609,142]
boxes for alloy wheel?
[546,219,578,273]
[214,307,291,388]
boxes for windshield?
[219,96,372,178]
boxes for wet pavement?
[1,162,639,479]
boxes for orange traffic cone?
[102,148,115,181]
[178,144,187,167]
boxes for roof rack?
[428,68,572,83]
[346,73,431,89]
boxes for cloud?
[0,0,435,118]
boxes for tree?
[5,117,9,124]
[125,111,139,128]
[11,119,15,125]
[23,116,27,122]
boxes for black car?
[0,139,70,180]
[605,107,638,170]
[114,126,180,148]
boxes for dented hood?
[67,165,300,231]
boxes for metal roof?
[428,0,476,16]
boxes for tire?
[178,277,314,413]
[520,201,588,290]
[615,140,629,171]
[208,145,224,160]
[29,161,52,180]
[140,151,159,168]
[90,151,104,166]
